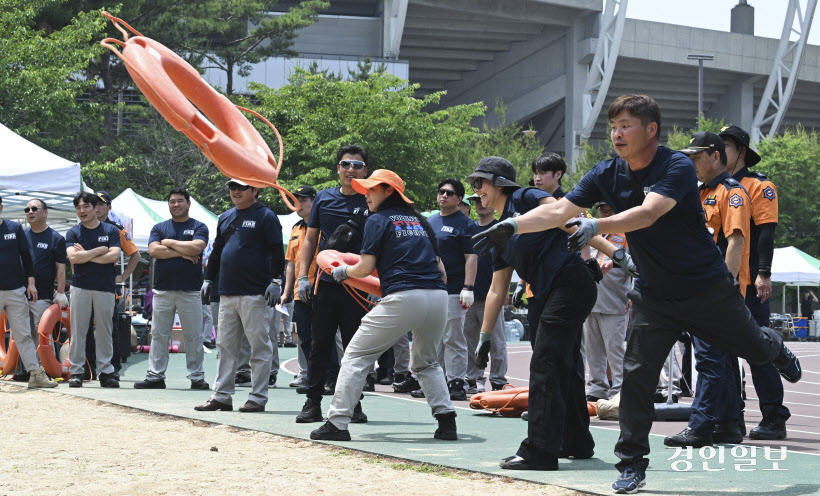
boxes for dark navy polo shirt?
[493,188,582,301]
[149,218,209,292]
[472,219,497,301]
[0,220,31,291]
[565,146,727,299]
[427,210,475,294]
[25,227,67,300]
[65,222,121,293]
[308,186,369,284]
[360,208,446,297]
[217,205,283,296]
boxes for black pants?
[527,296,544,348]
[745,285,791,419]
[615,274,784,473]
[307,282,367,403]
[516,263,597,469]
[295,299,340,385]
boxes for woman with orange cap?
[309,169,457,442]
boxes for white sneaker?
[28,367,58,388]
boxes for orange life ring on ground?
[0,311,8,363]
[99,12,297,211]
[0,311,21,376]
[316,250,382,298]
[469,386,529,417]
[37,305,72,380]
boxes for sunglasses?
[339,160,366,170]
[438,189,457,197]
[469,178,485,190]
[24,206,43,213]
[228,183,252,191]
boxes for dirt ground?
[0,383,579,496]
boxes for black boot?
[434,411,457,440]
[713,421,743,444]
[749,408,787,440]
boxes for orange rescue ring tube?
[469,386,529,417]
[316,250,382,298]
[0,312,21,376]
[0,311,9,363]
[99,12,298,212]
[37,305,71,380]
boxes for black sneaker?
[296,385,310,394]
[773,345,802,383]
[190,379,210,390]
[268,373,277,389]
[410,389,426,398]
[378,372,395,386]
[235,373,252,387]
[12,371,30,382]
[68,374,83,388]
[134,378,166,389]
[99,373,120,388]
[664,427,712,448]
[351,402,368,424]
[434,411,457,440]
[203,341,216,349]
[363,375,376,392]
[283,342,297,348]
[448,379,467,401]
[490,382,509,391]
[392,375,420,393]
[296,399,324,423]
[310,421,351,441]
[713,421,743,444]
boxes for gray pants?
[68,286,115,376]
[202,303,213,343]
[392,332,411,375]
[237,323,280,376]
[210,301,220,339]
[437,294,467,383]
[211,295,273,406]
[272,301,294,344]
[583,311,627,399]
[328,289,454,429]
[1,288,39,371]
[146,290,205,381]
[463,300,508,386]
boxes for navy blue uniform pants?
[745,286,791,419]
[688,337,742,434]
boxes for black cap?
[96,191,113,204]
[718,125,761,167]
[466,156,519,188]
[293,185,317,198]
[596,201,608,209]
[679,132,725,156]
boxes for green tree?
[666,115,726,151]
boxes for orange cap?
[352,169,413,204]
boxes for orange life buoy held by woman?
[37,304,72,381]
[316,250,381,298]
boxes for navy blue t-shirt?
[308,186,369,283]
[427,211,475,294]
[65,222,121,293]
[360,208,446,297]
[493,188,583,300]
[472,219,497,301]
[565,146,726,299]
[217,205,283,296]
[25,227,67,300]
[149,218,209,292]
[0,220,31,291]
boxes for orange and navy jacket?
[104,218,138,256]
[285,219,319,301]
[699,172,752,296]
[733,168,778,278]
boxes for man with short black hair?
[66,192,122,388]
[136,188,209,390]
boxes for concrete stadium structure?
[207,0,820,165]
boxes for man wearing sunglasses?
[296,144,371,424]
[196,178,284,413]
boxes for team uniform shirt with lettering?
[149,218,209,291]
[733,168,778,279]
[217,206,283,296]
[65,222,122,293]
[427,211,475,294]
[285,219,318,301]
[700,172,752,296]
[308,187,369,284]
[25,227,67,300]
[0,220,31,290]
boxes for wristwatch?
[462,285,474,291]
[612,248,627,265]
[758,269,771,278]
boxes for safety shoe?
[268,373,277,389]
[664,427,712,448]
[465,380,479,395]
[773,345,802,383]
[391,372,408,386]
[749,414,787,440]
[235,373,252,387]
[363,375,376,392]
[410,389,426,398]
[713,421,743,444]
[28,367,57,388]
[99,373,120,388]
[310,421,351,441]
[490,382,509,391]
[434,411,457,440]
[350,402,368,423]
[448,379,467,401]
[499,455,555,470]
[612,468,646,494]
[378,372,395,386]
[134,378,166,389]
[68,374,83,388]
[190,379,210,390]
[296,399,324,423]
[392,375,421,393]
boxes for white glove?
[55,292,69,309]
[460,288,474,309]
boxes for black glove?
[565,217,599,252]
[472,218,517,257]
[200,280,212,305]
[511,283,525,308]
[474,333,492,368]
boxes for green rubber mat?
[45,350,820,495]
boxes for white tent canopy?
[772,247,820,285]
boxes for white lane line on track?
[746,396,820,408]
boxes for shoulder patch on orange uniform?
[729,193,744,208]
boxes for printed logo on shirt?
[643,186,653,196]
[729,193,744,209]
[763,186,776,201]
[98,236,109,243]
[37,242,49,249]
[440,226,454,233]
[512,212,522,218]
[242,220,256,228]
[390,215,427,238]
[3,233,15,240]
[704,195,717,206]
[183,229,195,236]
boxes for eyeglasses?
[228,183,252,191]
[438,189,457,197]
[339,160,366,170]
[24,206,42,213]
[168,200,188,205]
[469,178,485,190]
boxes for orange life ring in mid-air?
[99,12,298,211]
[316,250,382,298]
[37,305,72,380]
[469,386,529,417]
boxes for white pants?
[463,300,508,385]
[328,289,454,429]
[437,294,467,383]
[211,295,273,406]
[68,286,115,376]
[147,290,205,381]
[583,312,627,399]
[0,288,39,371]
